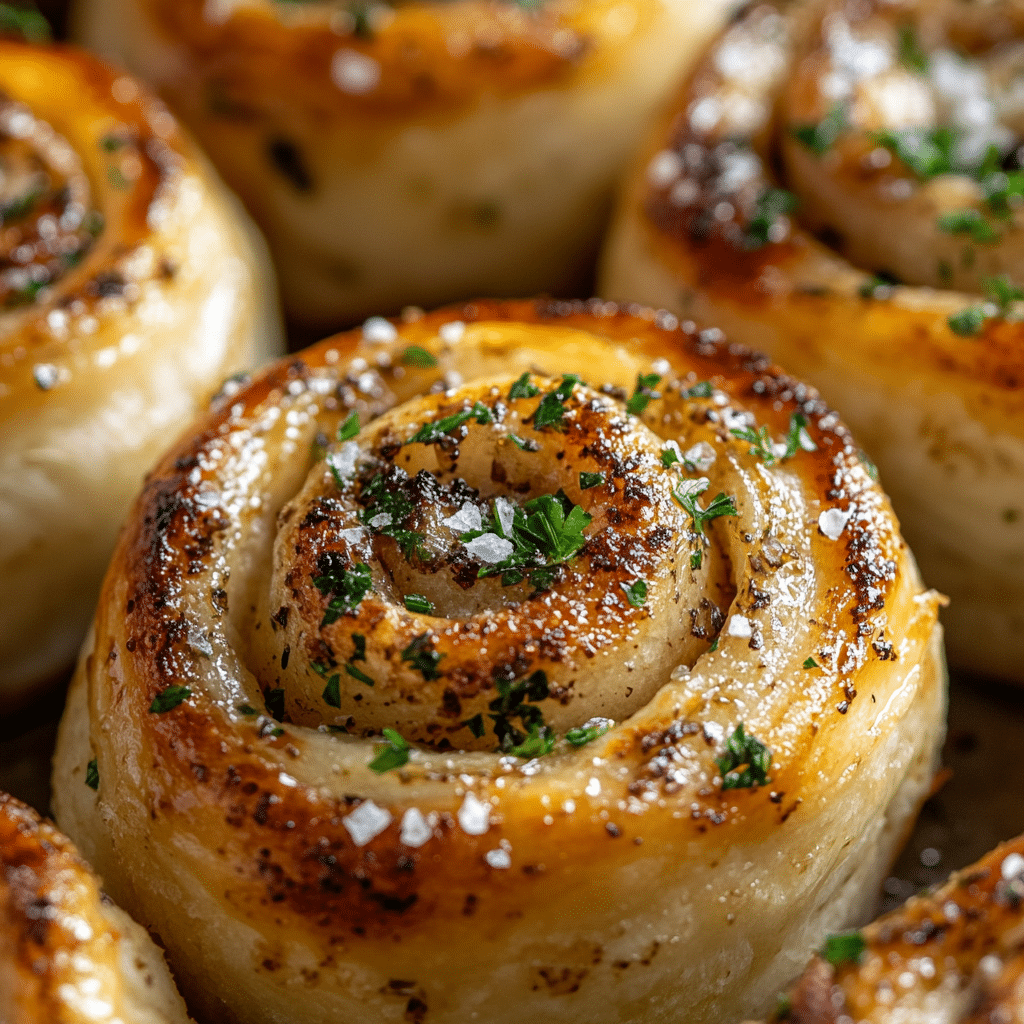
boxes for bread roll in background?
[73,0,737,329]
[600,0,1024,683]
[0,791,192,1024]
[54,298,945,1024]
[0,41,282,707]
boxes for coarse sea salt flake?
[485,848,511,869]
[439,321,465,344]
[327,440,361,479]
[818,507,852,541]
[343,800,392,847]
[458,793,490,835]
[400,808,433,848]
[442,502,482,533]
[495,496,516,537]
[370,512,393,529]
[1001,852,1024,881]
[362,315,397,343]
[727,615,753,638]
[464,533,513,563]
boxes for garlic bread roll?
[53,299,945,1024]
[73,0,735,328]
[0,41,282,705]
[760,834,1024,1024]
[600,0,1024,682]
[0,792,191,1024]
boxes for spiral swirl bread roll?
[71,0,736,328]
[600,0,1024,681]
[53,299,945,1024]
[758,834,1024,1024]
[0,792,191,1024]
[0,41,281,705]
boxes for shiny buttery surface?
[53,299,944,1024]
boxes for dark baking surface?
[2,667,1023,920]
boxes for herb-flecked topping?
[625,372,662,416]
[401,634,444,680]
[579,471,604,490]
[368,728,410,773]
[149,685,191,714]
[509,372,540,400]
[716,723,771,789]
[401,345,438,368]
[313,556,373,626]
[404,593,434,614]
[622,579,647,608]
[822,931,867,967]
[337,410,360,441]
[406,402,493,445]
[532,374,583,430]
[85,758,99,790]
[565,718,613,747]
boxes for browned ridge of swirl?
[53,299,945,1024]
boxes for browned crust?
[87,297,931,943]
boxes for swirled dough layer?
[73,0,734,327]
[54,299,945,1024]
[0,41,282,705]
[600,0,1024,682]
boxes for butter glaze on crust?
[72,0,734,326]
[0,42,281,704]
[600,0,1024,681]
[53,299,945,1024]
[0,792,191,1024]
[757,835,1024,1024]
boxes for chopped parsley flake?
[822,931,867,966]
[793,103,847,156]
[401,634,444,680]
[462,713,485,738]
[406,401,492,445]
[782,412,817,459]
[508,434,539,452]
[345,662,375,686]
[322,672,342,708]
[716,723,771,789]
[404,593,434,614]
[509,372,540,399]
[312,557,373,625]
[937,208,999,243]
[947,275,1024,336]
[897,23,928,74]
[508,723,556,759]
[625,372,662,416]
[673,480,738,537]
[401,345,438,368]
[565,718,613,747]
[0,2,50,42]
[368,728,410,773]
[685,381,713,398]
[579,471,604,490]
[731,423,777,465]
[488,670,552,754]
[622,579,647,608]
[337,410,360,441]
[744,188,797,249]
[359,470,426,558]
[237,704,259,715]
[660,447,680,468]
[803,656,819,669]
[532,374,583,430]
[85,758,99,790]
[858,272,898,299]
[149,685,191,714]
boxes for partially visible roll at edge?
[0,41,283,705]
[73,0,737,327]
[748,833,1024,1024]
[599,0,1024,682]
[0,791,192,1024]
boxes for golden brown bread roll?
[72,0,735,327]
[53,299,945,1024]
[758,833,1024,1024]
[0,41,282,706]
[600,0,1024,682]
[0,791,191,1024]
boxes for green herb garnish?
[685,381,713,398]
[532,374,583,430]
[673,480,738,537]
[731,423,777,465]
[345,662,375,686]
[897,23,928,74]
[744,188,797,250]
[509,372,539,399]
[565,718,613,747]
[401,345,438,368]
[401,634,444,680]
[406,402,493,445]
[337,410,360,441]
[0,2,50,42]
[368,728,410,773]
[322,672,342,708]
[660,447,680,468]
[149,685,191,714]
[625,372,662,416]
[803,656,819,669]
[782,412,816,459]
[404,593,434,614]
[716,722,771,789]
[508,724,556,759]
[793,103,847,156]
[937,208,999,243]
[948,305,987,337]
[487,670,552,753]
[579,471,604,490]
[359,470,426,558]
[85,758,99,790]
[622,579,647,608]
[312,557,373,625]
[463,713,485,738]
[821,931,867,966]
